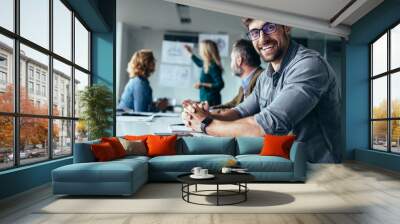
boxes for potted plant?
[79,84,113,140]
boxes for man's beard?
[261,45,284,62]
[231,65,243,77]
[260,34,289,63]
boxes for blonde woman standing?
[184,40,224,106]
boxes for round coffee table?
[177,173,255,206]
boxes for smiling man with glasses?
[182,18,342,163]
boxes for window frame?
[0,0,92,171]
[370,19,400,154]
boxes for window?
[0,54,7,67]
[35,70,41,81]
[53,59,72,117]
[0,0,91,170]
[370,22,400,154]
[0,35,13,113]
[41,73,46,83]
[28,81,34,94]
[53,119,72,158]
[53,0,72,60]
[0,54,8,89]
[42,85,46,97]
[0,0,14,31]
[28,67,34,80]
[0,70,7,93]
[54,89,58,105]
[74,69,89,119]
[391,24,400,70]
[0,54,7,89]
[20,0,49,49]
[75,18,89,70]
[0,71,6,85]
[0,116,13,170]
[35,83,40,95]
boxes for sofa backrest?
[74,136,271,162]
[177,136,236,155]
[236,137,263,155]
[73,139,100,163]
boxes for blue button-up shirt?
[234,41,341,163]
[118,76,153,112]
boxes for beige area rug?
[38,183,362,214]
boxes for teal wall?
[0,158,72,199]
[346,0,400,171]
[92,33,114,87]
[0,0,116,200]
[91,0,116,135]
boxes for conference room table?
[116,112,204,136]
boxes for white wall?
[116,25,244,105]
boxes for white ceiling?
[117,0,246,35]
[117,0,383,39]
[225,0,352,23]
[165,0,384,38]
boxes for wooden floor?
[1,162,400,224]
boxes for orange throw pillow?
[146,135,177,157]
[91,142,117,161]
[259,134,296,159]
[101,137,127,158]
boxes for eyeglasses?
[247,23,277,41]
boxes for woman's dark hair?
[232,39,261,67]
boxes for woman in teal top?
[184,40,224,106]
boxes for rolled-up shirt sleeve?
[254,57,330,135]
[233,81,261,118]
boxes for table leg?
[217,184,219,206]
[187,184,190,202]
[245,183,247,201]
[195,184,197,192]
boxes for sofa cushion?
[52,158,147,183]
[101,137,127,158]
[147,135,177,157]
[148,154,235,172]
[74,140,100,163]
[236,155,293,172]
[178,137,236,155]
[91,142,118,161]
[115,155,150,163]
[124,135,150,141]
[118,138,147,156]
[260,134,296,159]
[236,137,263,155]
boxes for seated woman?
[118,49,156,112]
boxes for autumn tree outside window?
[370,22,400,154]
[0,0,91,170]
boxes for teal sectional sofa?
[52,136,307,196]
